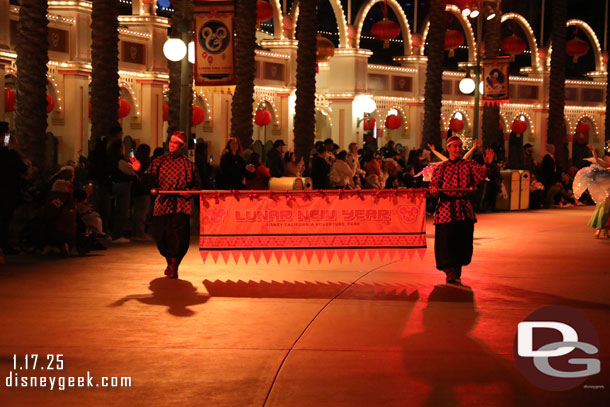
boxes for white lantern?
[355,95,377,115]
[479,81,484,94]
[459,76,475,94]
[163,38,187,62]
[188,41,195,64]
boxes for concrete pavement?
[0,206,608,406]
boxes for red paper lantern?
[538,47,548,62]
[411,33,423,49]
[256,0,274,24]
[575,121,590,134]
[46,94,55,113]
[254,109,272,126]
[346,24,356,41]
[603,51,609,66]
[449,118,464,132]
[163,103,169,121]
[444,29,464,57]
[501,35,527,56]
[118,97,131,119]
[511,119,528,134]
[316,35,335,63]
[4,88,16,112]
[566,38,589,63]
[192,105,205,125]
[363,117,375,131]
[385,114,402,130]
[282,14,293,32]
[371,18,401,48]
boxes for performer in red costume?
[429,136,495,284]
[146,132,200,278]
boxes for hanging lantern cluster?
[254,109,272,126]
[363,117,375,131]
[4,88,16,112]
[256,1,273,25]
[511,119,528,134]
[370,1,400,48]
[444,29,464,57]
[449,118,464,132]
[385,114,402,130]
[501,34,527,57]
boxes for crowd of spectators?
[0,118,603,263]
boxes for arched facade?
[353,0,412,56]
[289,0,349,48]
[421,4,476,62]
[501,13,540,70]
[547,19,605,72]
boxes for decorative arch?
[194,91,212,124]
[253,95,279,127]
[381,105,408,132]
[572,113,598,136]
[267,0,284,40]
[444,109,471,134]
[421,4,475,61]
[290,0,349,48]
[353,0,412,55]
[499,111,509,134]
[501,13,540,70]
[119,81,140,117]
[510,111,535,136]
[46,74,63,113]
[547,19,604,71]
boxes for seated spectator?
[245,153,271,190]
[529,173,545,209]
[329,151,356,189]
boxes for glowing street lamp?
[163,38,187,61]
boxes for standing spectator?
[522,143,536,174]
[218,137,255,190]
[195,139,215,189]
[245,153,271,190]
[310,144,331,189]
[284,151,304,177]
[0,123,27,260]
[132,144,152,241]
[88,125,122,234]
[266,139,286,178]
[541,144,560,190]
[108,139,138,243]
[330,151,356,188]
[145,131,200,279]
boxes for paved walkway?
[0,206,608,406]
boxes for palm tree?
[15,0,49,176]
[482,7,502,150]
[167,0,193,140]
[230,0,257,149]
[547,0,567,165]
[90,0,120,147]
[421,0,447,150]
[293,0,318,165]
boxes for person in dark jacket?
[218,137,254,190]
[108,138,138,243]
[311,144,331,189]
[266,139,286,178]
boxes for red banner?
[199,190,427,264]
[194,1,235,86]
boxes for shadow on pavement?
[109,277,209,317]
[202,279,420,301]
[402,284,533,407]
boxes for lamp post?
[458,0,497,141]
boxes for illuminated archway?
[501,13,540,70]
[547,19,604,71]
[421,4,475,62]
[353,0,412,55]
[290,0,349,48]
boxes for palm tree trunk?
[293,0,318,165]
[15,0,49,176]
[90,0,120,146]
[230,0,257,149]
[421,0,447,150]
[547,0,567,166]
[482,9,502,150]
